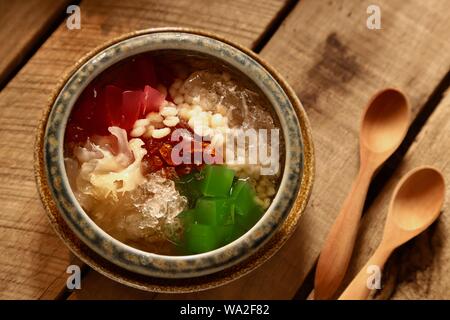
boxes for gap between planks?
[0,0,74,90]
[253,0,299,53]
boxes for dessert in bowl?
[35,28,314,289]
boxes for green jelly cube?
[225,225,247,244]
[185,223,218,254]
[215,225,235,246]
[231,180,264,229]
[176,171,203,207]
[195,197,235,225]
[235,204,264,230]
[177,209,195,225]
[200,165,235,197]
[231,180,257,216]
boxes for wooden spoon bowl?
[383,167,445,247]
[361,89,410,156]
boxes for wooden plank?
[0,0,70,86]
[68,271,157,300]
[341,90,450,300]
[154,0,450,299]
[0,0,290,299]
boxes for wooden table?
[0,0,449,300]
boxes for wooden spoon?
[314,88,411,300]
[339,166,445,300]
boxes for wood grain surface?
[1,0,449,300]
[0,0,290,299]
[0,0,70,86]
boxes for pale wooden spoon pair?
[314,89,446,300]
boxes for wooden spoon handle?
[339,247,392,300]
[314,164,374,300]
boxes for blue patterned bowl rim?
[43,31,303,278]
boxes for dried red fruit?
[161,167,178,180]
[159,143,175,166]
[103,85,123,128]
[143,85,165,114]
[121,90,144,130]
[65,54,166,145]
[143,154,164,173]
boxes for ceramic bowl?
[35,28,314,288]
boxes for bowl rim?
[35,27,314,290]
